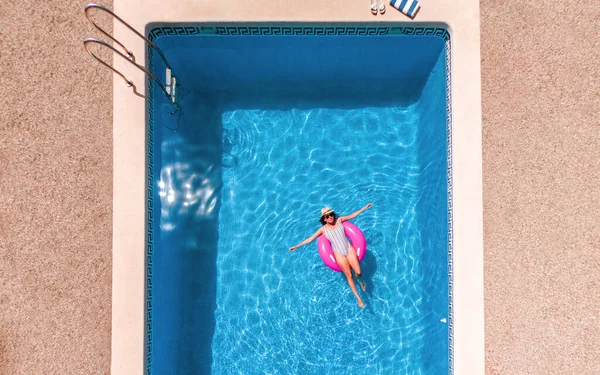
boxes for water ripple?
[209,105,448,374]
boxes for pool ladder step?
[83,3,179,114]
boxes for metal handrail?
[83,3,179,114]
[84,38,177,101]
[84,3,172,69]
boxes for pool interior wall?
[147,29,449,374]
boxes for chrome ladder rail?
[83,3,179,114]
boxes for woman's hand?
[289,246,298,252]
[364,203,373,210]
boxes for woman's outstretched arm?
[339,203,373,222]
[289,228,323,252]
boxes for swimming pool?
[146,26,451,374]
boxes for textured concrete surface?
[481,0,600,374]
[0,1,597,375]
[0,1,112,374]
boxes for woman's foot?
[370,0,377,15]
[358,299,365,308]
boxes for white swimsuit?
[323,220,350,256]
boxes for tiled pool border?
[145,25,453,375]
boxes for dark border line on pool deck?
[145,25,453,375]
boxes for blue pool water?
[148,27,450,375]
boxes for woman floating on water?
[290,204,373,308]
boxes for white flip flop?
[371,0,377,15]
[378,0,386,14]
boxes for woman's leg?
[347,246,366,291]
[334,251,364,308]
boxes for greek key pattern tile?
[146,43,154,375]
[148,25,450,41]
[445,37,454,375]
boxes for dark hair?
[320,212,336,225]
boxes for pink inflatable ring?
[317,221,367,272]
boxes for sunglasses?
[324,213,334,219]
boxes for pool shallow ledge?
[111,1,483,374]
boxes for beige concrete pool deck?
[0,0,598,374]
[111,0,483,373]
